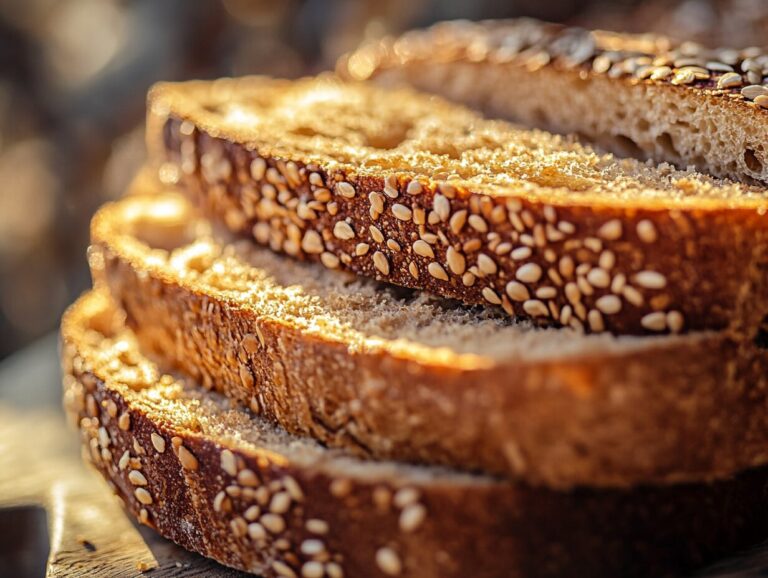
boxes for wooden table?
[0,334,766,577]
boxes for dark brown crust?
[92,194,768,489]
[60,291,768,578]
[146,83,768,339]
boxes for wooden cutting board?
[0,334,766,578]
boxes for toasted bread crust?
[91,193,768,488]
[146,76,768,338]
[338,19,768,183]
[60,291,768,578]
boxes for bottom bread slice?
[61,290,768,578]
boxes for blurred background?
[0,0,766,360]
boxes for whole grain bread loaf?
[61,290,768,578]
[90,192,768,488]
[338,19,768,184]
[146,75,768,337]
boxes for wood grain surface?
[0,334,766,577]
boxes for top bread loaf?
[338,18,768,184]
[147,75,768,337]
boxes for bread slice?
[60,290,768,578]
[337,19,768,184]
[146,75,768,337]
[89,192,768,488]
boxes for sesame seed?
[301,230,324,254]
[667,311,685,333]
[596,295,622,315]
[98,427,110,448]
[636,220,657,243]
[558,221,576,234]
[302,562,325,578]
[250,158,267,180]
[446,247,466,274]
[301,539,325,556]
[213,490,227,512]
[270,492,292,514]
[641,312,668,331]
[231,516,248,538]
[468,214,488,233]
[623,286,644,307]
[373,251,390,276]
[118,450,130,470]
[433,195,450,221]
[306,518,329,535]
[309,172,324,187]
[506,281,530,302]
[508,246,531,261]
[399,504,427,533]
[151,433,165,453]
[368,193,384,216]
[560,305,573,325]
[247,522,267,540]
[355,243,370,256]
[599,251,615,271]
[449,210,467,234]
[261,513,286,534]
[369,226,384,244]
[536,286,557,299]
[717,72,743,89]
[406,181,423,195]
[584,237,602,253]
[244,505,261,521]
[320,252,340,269]
[742,85,768,100]
[598,220,622,240]
[392,204,413,221]
[272,561,297,578]
[755,95,768,108]
[393,487,419,508]
[464,238,482,252]
[129,470,148,486]
[336,182,355,198]
[565,282,581,304]
[376,547,402,576]
[221,449,237,476]
[330,478,352,497]
[462,272,475,286]
[139,508,149,525]
[408,261,419,278]
[238,469,259,487]
[516,263,542,283]
[412,240,434,258]
[135,487,153,505]
[428,262,449,281]
[587,268,611,288]
[523,299,549,317]
[482,287,501,305]
[477,253,497,275]
[326,562,344,578]
[634,271,667,289]
[178,445,198,471]
[611,273,627,294]
[588,309,605,332]
[333,221,355,240]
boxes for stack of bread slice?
[62,20,768,578]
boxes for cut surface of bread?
[338,19,768,184]
[61,290,768,578]
[147,75,768,337]
[91,192,768,488]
